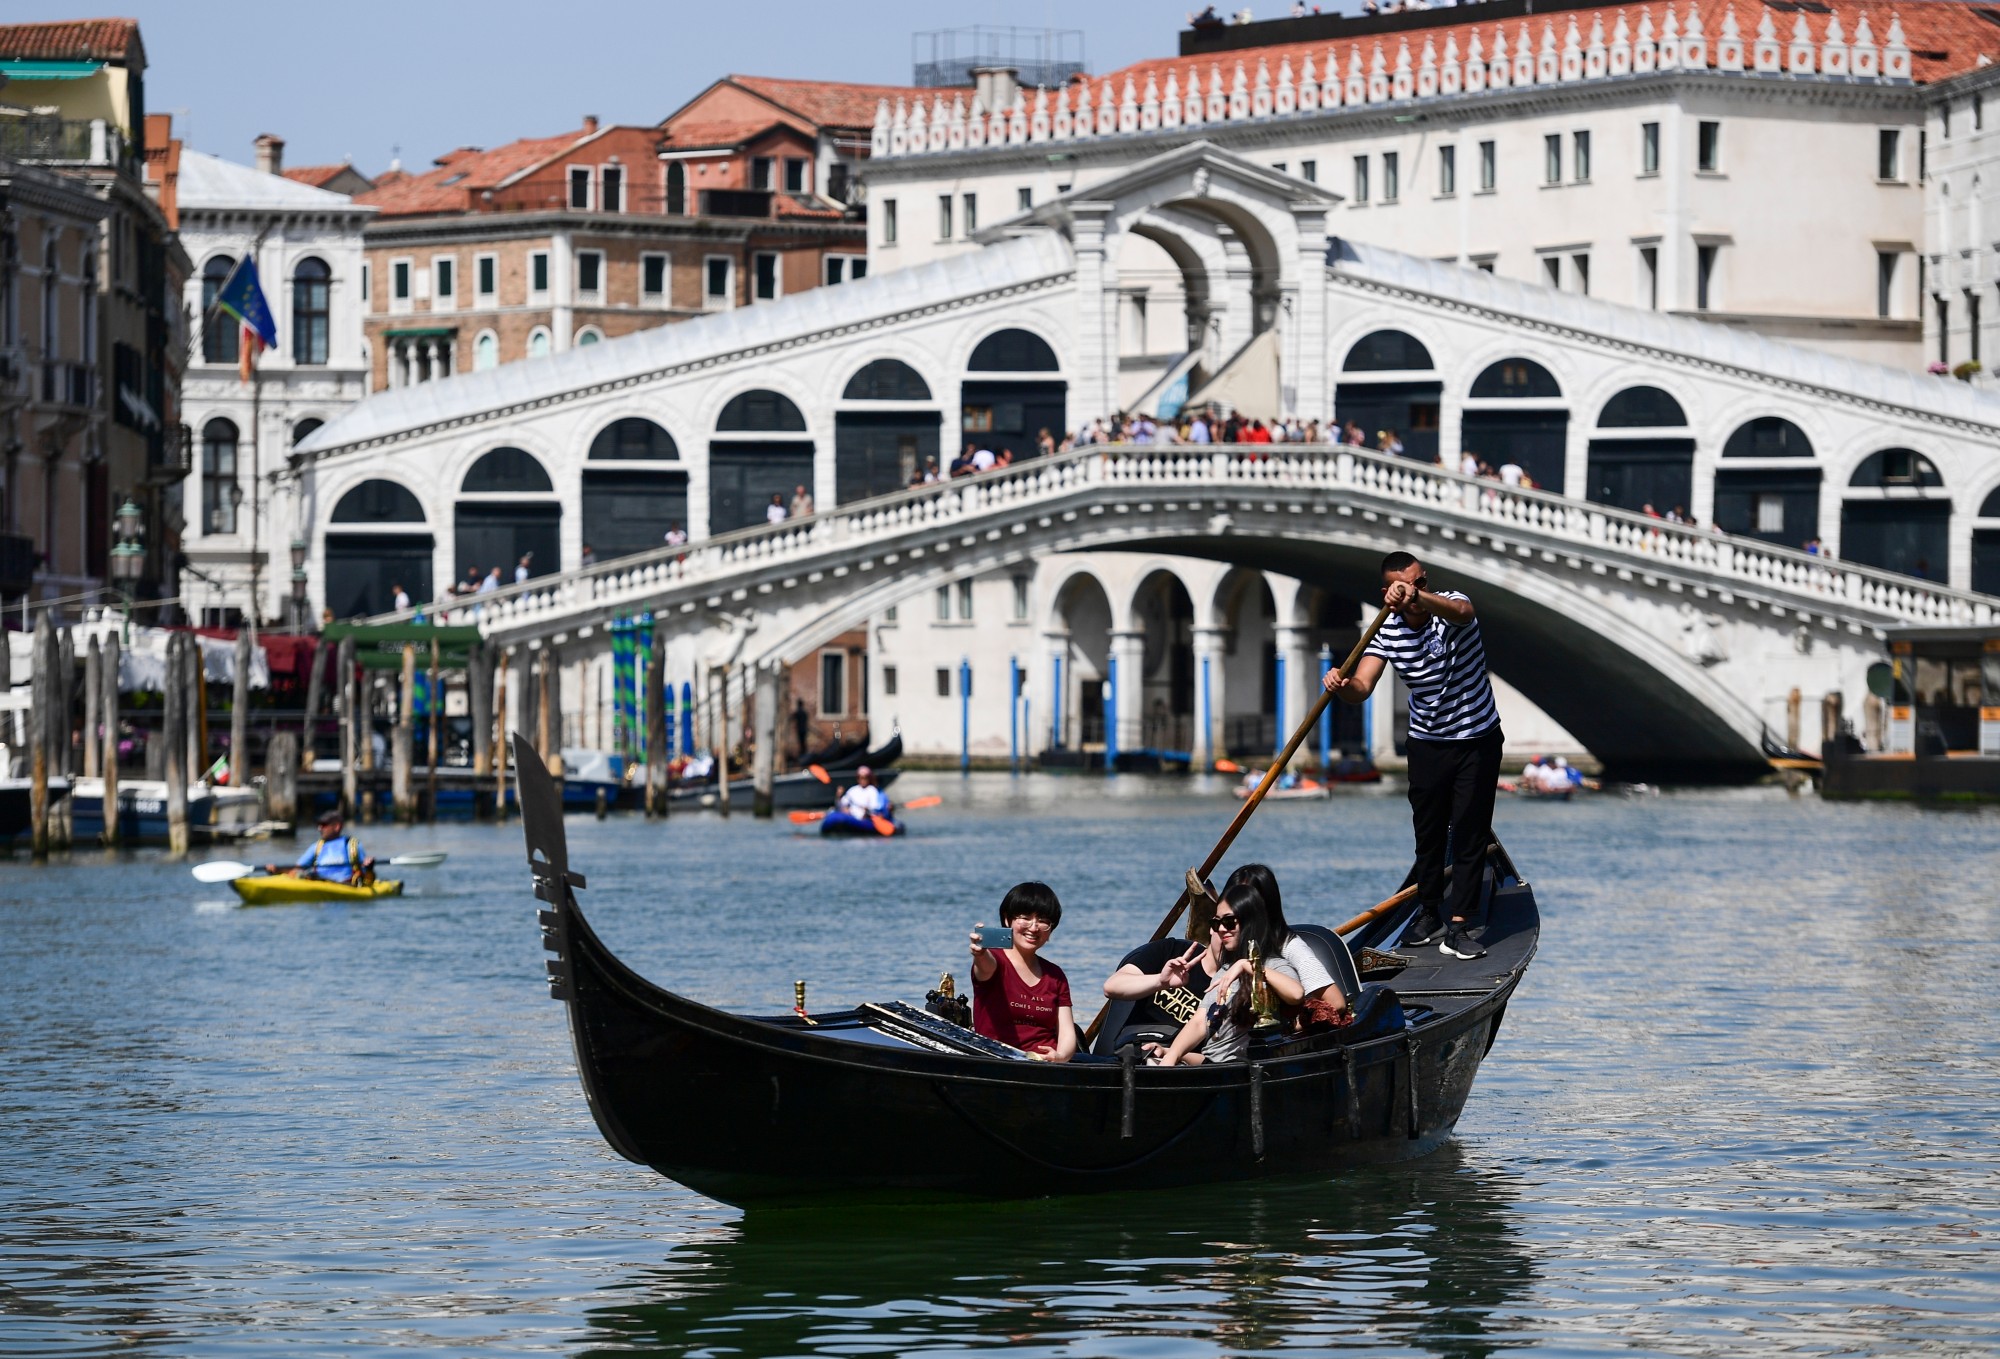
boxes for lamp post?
[289,536,308,631]
[109,498,144,641]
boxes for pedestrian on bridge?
[1324,551,1503,961]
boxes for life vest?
[302,835,361,882]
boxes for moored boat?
[69,778,260,842]
[231,875,404,906]
[515,735,1538,1206]
[667,766,899,811]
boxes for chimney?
[254,133,284,175]
[582,115,599,134]
[971,67,1020,112]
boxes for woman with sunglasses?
[1150,882,1299,1067]
[1221,863,1347,1018]
[969,881,1076,1062]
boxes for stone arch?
[588,417,680,460]
[332,479,426,523]
[325,477,434,618]
[1469,357,1563,398]
[716,388,809,431]
[960,323,1067,464]
[710,385,815,534]
[1840,448,1951,582]
[1461,351,1570,490]
[1847,448,1943,488]
[1712,413,1821,547]
[967,328,1061,372]
[1130,567,1198,758]
[462,446,555,493]
[582,418,686,561]
[1586,383,1696,515]
[456,446,559,587]
[835,357,942,502]
[842,358,933,401]
[1343,329,1437,372]
[1597,385,1688,427]
[1047,568,1115,751]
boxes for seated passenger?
[1222,862,1346,1019]
[835,766,890,818]
[1101,901,1224,1035]
[282,809,375,884]
[1152,883,1298,1066]
[969,882,1076,1061]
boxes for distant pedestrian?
[792,698,811,761]
[1498,461,1524,487]
[971,444,997,471]
[790,484,814,518]
[664,521,688,548]
[392,582,410,612]
[481,566,501,593]
[767,494,788,524]
[515,553,533,584]
[580,543,596,567]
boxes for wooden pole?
[714,665,731,817]
[191,635,208,784]
[426,637,441,822]
[644,627,666,819]
[752,662,777,818]
[83,635,101,779]
[359,672,376,774]
[231,628,252,792]
[393,643,416,823]
[266,730,298,829]
[536,648,553,771]
[54,626,74,849]
[493,649,510,819]
[101,630,121,849]
[338,635,358,820]
[1081,602,1393,1046]
[28,613,50,858]
[300,630,325,770]
[163,632,190,856]
[469,640,492,777]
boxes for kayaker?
[835,766,890,820]
[275,809,376,884]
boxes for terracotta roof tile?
[662,118,790,150]
[1097,0,2000,94]
[0,18,143,64]
[283,163,357,188]
[728,74,929,129]
[354,126,601,216]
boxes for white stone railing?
[871,6,1912,158]
[390,443,1994,639]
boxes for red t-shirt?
[973,953,1072,1054]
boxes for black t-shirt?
[1120,937,1215,1031]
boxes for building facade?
[175,135,374,626]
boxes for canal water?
[4,775,1997,1356]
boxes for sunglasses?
[1211,914,1242,932]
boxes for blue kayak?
[820,808,904,838]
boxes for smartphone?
[976,925,1015,951]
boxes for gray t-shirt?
[1200,957,1300,1064]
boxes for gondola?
[518,734,1538,1206]
[666,765,899,811]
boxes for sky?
[6,1,1350,175]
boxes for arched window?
[527,327,552,359]
[474,331,498,371]
[202,255,239,364]
[1469,358,1561,398]
[1598,386,1687,428]
[292,256,330,364]
[201,418,240,534]
[588,418,679,460]
[1848,449,1943,487]
[842,359,932,401]
[1983,486,2000,517]
[717,389,808,432]
[291,417,323,447]
[1342,329,1435,372]
[666,161,686,216]
[967,328,1059,372]
[575,326,603,346]
[331,479,427,523]
[461,447,554,494]
[1722,417,1812,458]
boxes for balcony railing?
[0,116,129,168]
[148,423,193,484]
[41,361,95,409]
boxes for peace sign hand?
[1157,940,1202,990]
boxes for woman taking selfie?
[968,881,1076,1062]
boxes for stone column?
[1069,204,1117,428]
[1192,625,1229,769]
[1288,205,1331,420]
[1042,630,1070,750]
[1217,231,1255,363]
[752,662,778,818]
[1109,629,1146,759]
[1275,623,1314,758]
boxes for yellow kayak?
[231,875,405,906]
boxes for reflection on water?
[586,1154,1534,1358]
[2,777,1997,1355]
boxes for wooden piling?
[394,644,416,823]
[29,613,50,858]
[644,629,666,819]
[101,631,121,849]
[230,629,251,793]
[338,635,358,820]
[547,650,564,776]
[493,649,510,820]
[469,640,492,778]
[715,665,731,816]
[752,662,777,819]
[1822,691,1843,748]
[266,730,299,829]
[536,648,553,769]
[190,635,208,784]
[83,635,101,779]
[426,637,441,822]
[54,626,73,848]
[300,631,325,770]
[359,673,376,773]
[163,632,190,856]
[1786,687,1802,753]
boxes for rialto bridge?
[292,143,2000,779]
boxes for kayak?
[231,876,405,906]
[820,809,904,838]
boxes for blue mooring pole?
[959,657,971,774]
[1274,651,1287,759]
[1009,657,1020,774]
[1318,644,1334,773]
[1103,657,1118,773]
[1051,655,1063,750]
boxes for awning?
[0,60,105,80]
[382,326,458,339]
[320,621,484,671]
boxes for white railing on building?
[383,444,1995,641]
[870,6,1913,158]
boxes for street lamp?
[289,535,308,629]
[110,497,145,638]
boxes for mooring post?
[393,643,416,824]
[1009,655,1019,774]
[714,665,731,817]
[83,635,101,780]
[28,613,50,858]
[189,635,208,785]
[230,629,251,797]
[101,631,121,849]
[493,648,510,820]
[266,730,298,830]
[426,637,441,822]
[544,646,565,777]
[960,656,971,775]
[54,625,74,848]
[338,635,358,821]
[1787,686,1803,752]
[300,629,325,770]
[752,661,778,819]
[1318,643,1334,774]
[645,628,667,820]
[163,633,190,857]
[469,640,492,781]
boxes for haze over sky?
[6,1,1350,175]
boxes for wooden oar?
[1081,602,1394,1045]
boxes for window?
[936,667,951,698]
[434,256,455,307]
[938,194,954,239]
[1697,243,1719,311]
[1382,151,1399,201]
[1968,289,1982,363]
[1479,140,1496,191]
[962,192,977,233]
[1018,186,1033,211]
[1877,251,1897,317]
[784,158,807,193]
[1301,159,1317,183]
[819,651,846,715]
[476,253,497,300]
[474,330,498,371]
[1641,121,1660,175]
[202,256,240,362]
[642,253,667,298]
[1543,256,1562,288]
[530,251,549,296]
[1572,252,1590,296]
[1352,154,1370,203]
[1755,493,1785,535]
[1573,131,1591,182]
[1272,162,1287,174]
[528,327,552,359]
[885,605,898,623]
[753,251,779,301]
[201,418,239,534]
[1878,129,1901,181]
[1639,245,1659,310]
[1697,121,1720,172]
[361,261,370,303]
[292,257,330,364]
[1978,94,1987,132]
[751,156,774,190]
[602,165,623,212]
[576,250,603,296]
[568,166,591,210]
[1941,102,1952,140]
[1438,145,1456,196]
[883,665,898,696]
[883,198,898,245]
[704,255,733,308]
[1012,576,1029,620]
[1936,294,1950,364]
[935,584,951,620]
[666,162,686,215]
[825,254,866,285]
[392,257,411,302]
[1920,129,1928,182]
[576,326,602,347]
[1473,256,1496,273]
[957,579,973,620]
[290,418,322,447]
[1544,134,1562,184]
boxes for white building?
[176,135,373,626]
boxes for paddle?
[1214,759,1243,774]
[193,859,260,883]
[388,852,449,868]
[1081,601,1394,1046]
[806,764,831,784]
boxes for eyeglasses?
[1211,914,1241,932]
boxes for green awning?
[382,326,458,339]
[0,60,104,79]
[321,622,483,671]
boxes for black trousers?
[1406,726,1504,922]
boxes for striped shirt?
[1364,590,1501,741]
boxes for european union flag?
[214,257,278,351]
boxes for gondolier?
[1325,551,1503,960]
